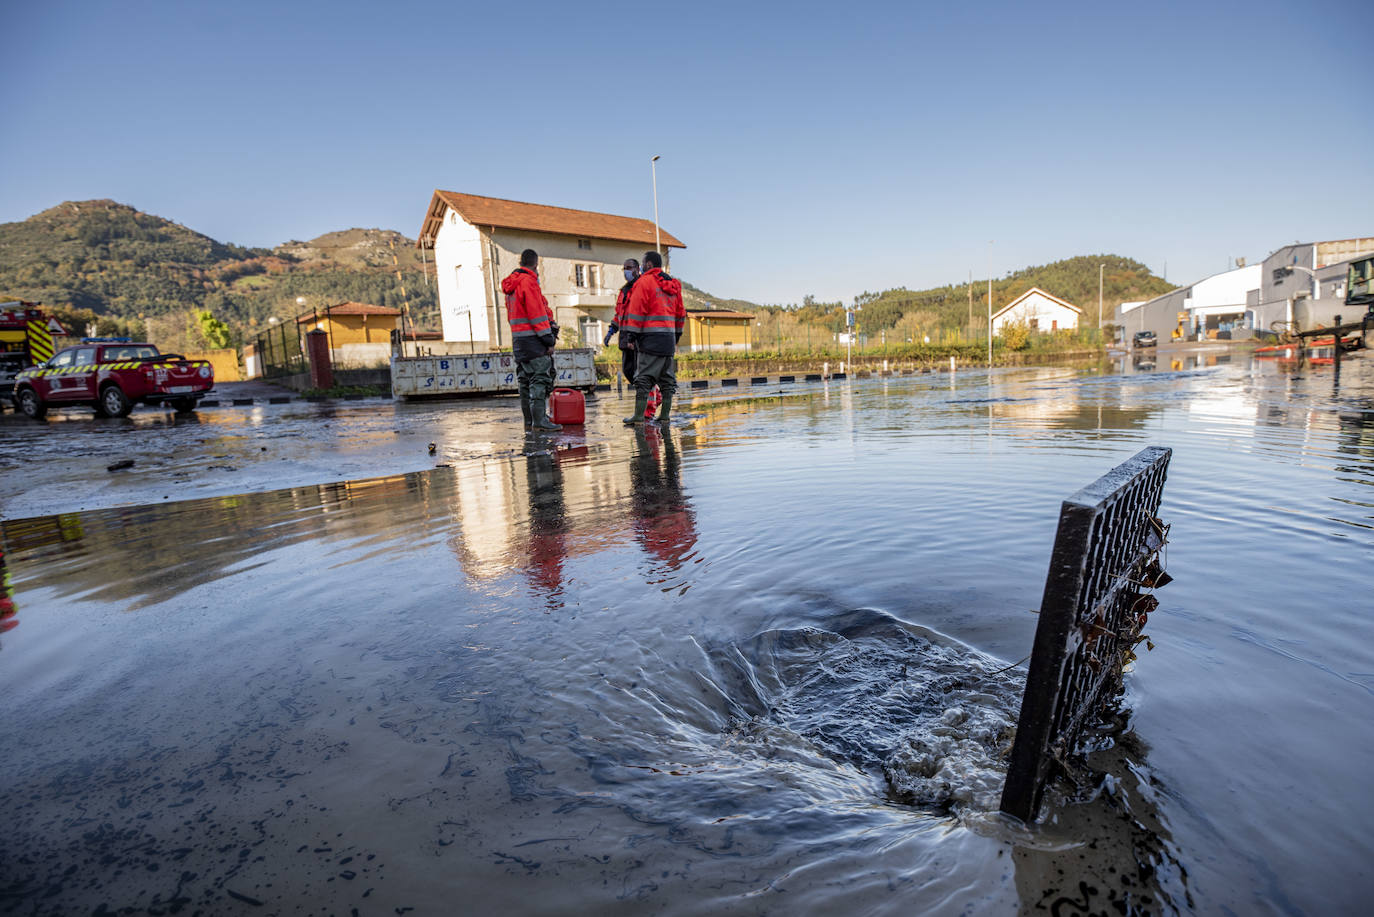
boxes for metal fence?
[1000,446,1172,822]
[251,320,306,377]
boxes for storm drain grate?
[1000,446,1172,822]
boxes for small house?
[295,302,401,367]
[992,288,1082,334]
[684,309,755,352]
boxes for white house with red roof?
[417,191,685,349]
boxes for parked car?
[1133,330,1158,348]
[12,341,214,419]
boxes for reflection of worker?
[630,425,697,571]
[621,251,684,427]
[501,249,561,432]
[524,451,569,596]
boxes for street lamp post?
[1099,263,1105,338]
[650,155,661,256]
[986,241,993,366]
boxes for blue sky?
[2,0,1369,304]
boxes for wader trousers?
[517,354,556,409]
[632,352,677,400]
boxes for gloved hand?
[603,330,614,347]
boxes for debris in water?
[107,459,135,472]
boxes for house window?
[574,264,586,287]
[588,265,599,291]
[1029,318,1039,330]
[577,239,591,251]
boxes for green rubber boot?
[655,394,672,427]
[623,391,649,425]
[520,393,532,428]
[531,398,562,432]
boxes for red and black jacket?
[622,269,685,357]
[501,268,557,362]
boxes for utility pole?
[650,155,661,256]
[987,241,993,366]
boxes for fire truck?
[0,301,59,407]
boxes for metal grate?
[1000,446,1172,823]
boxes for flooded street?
[2,353,1372,915]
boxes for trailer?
[390,346,597,401]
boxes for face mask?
[624,269,637,282]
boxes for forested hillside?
[685,255,1173,339]
[0,200,438,346]
[1,199,1173,351]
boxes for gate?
[1000,446,1172,822]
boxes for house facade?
[992,288,1081,334]
[417,191,686,350]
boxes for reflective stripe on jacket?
[623,269,685,357]
[501,268,556,362]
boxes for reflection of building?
[417,191,686,350]
[992,288,1081,333]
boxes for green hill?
[0,199,1173,349]
[685,256,1171,337]
[0,200,439,345]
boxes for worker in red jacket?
[604,257,641,383]
[620,251,684,426]
[501,249,562,431]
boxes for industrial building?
[1114,237,1373,344]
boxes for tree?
[195,310,233,349]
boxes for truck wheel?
[171,397,196,413]
[100,384,133,418]
[17,388,46,420]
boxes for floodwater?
[2,352,1372,915]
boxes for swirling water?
[1,351,1372,915]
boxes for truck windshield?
[101,346,159,362]
[1347,258,1373,307]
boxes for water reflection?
[524,449,570,598]
[2,353,1373,915]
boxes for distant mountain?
[0,200,439,341]
[0,199,1175,347]
[781,255,1175,334]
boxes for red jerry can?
[548,388,585,425]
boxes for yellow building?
[684,309,755,352]
[294,302,401,368]
[295,302,401,344]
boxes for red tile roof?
[295,302,401,323]
[418,190,685,250]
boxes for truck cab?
[12,341,214,419]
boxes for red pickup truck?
[12,342,215,419]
